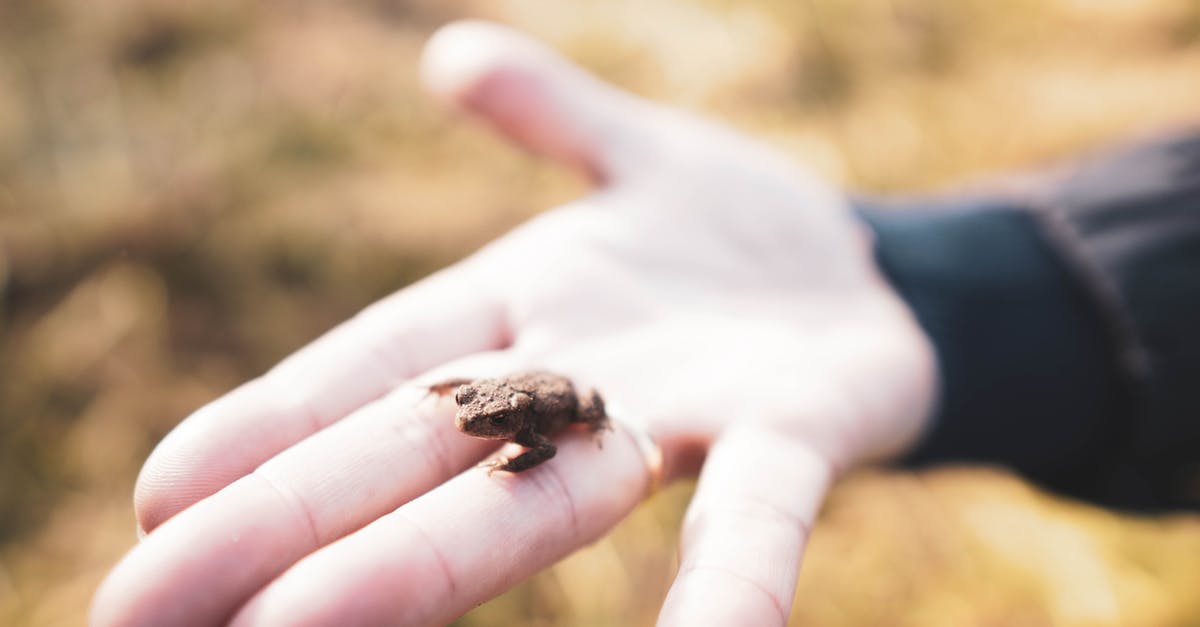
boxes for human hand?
[91,21,936,626]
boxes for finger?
[228,420,655,626]
[658,425,833,627]
[421,20,660,184]
[92,352,520,627]
[134,263,509,533]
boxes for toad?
[431,371,609,473]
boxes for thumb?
[420,20,657,183]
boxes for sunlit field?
[2,1,1200,625]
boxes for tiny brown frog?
[431,371,609,473]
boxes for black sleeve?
[856,131,1200,511]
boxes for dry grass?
[2,1,1199,625]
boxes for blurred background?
[2,0,1200,625]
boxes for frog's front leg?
[486,429,557,473]
[426,378,474,398]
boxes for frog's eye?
[489,414,506,426]
[508,392,532,410]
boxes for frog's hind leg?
[577,389,610,432]
[576,389,611,449]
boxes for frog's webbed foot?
[477,455,511,476]
[586,422,610,450]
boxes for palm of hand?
[484,138,928,469]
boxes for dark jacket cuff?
[856,131,1200,510]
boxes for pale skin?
[90,21,938,627]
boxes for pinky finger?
[657,424,833,627]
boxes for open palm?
[92,22,935,627]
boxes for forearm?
[859,131,1200,510]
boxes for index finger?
[135,263,509,533]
